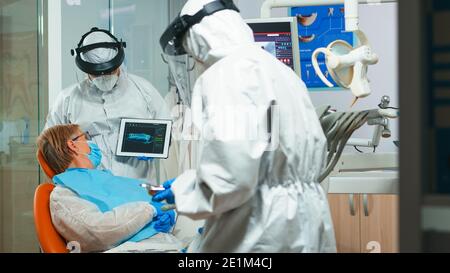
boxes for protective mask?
[92,74,119,92]
[85,142,102,169]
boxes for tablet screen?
[116,119,172,158]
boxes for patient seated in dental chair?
[37,124,184,253]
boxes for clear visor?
[163,53,197,106]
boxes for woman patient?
[37,124,182,253]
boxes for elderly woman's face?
[71,130,91,155]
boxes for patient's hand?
[151,203,163,218]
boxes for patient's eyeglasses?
[72,131,93,142]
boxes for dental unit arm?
[315,106,368,182]
[315,96,399,183]
[346,95,399,148]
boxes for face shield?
[71,27,127,91]
[160,0,239,105]
[164,54,197,106]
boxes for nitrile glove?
[153,210,176,233]
[153,178,176,204]
[153,188,175,204]
[163,178,176,189]
[137,156,154,162]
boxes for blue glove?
[153,210,176,233]
[153,189,175,204]
[153,178,176,204]
[137,156,154,162]
[163,178,176,189]
[198,227,204,235]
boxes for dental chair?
[34,149,201,253]
[34,150,69,253]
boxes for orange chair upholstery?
[34,183,69,253]
[34,150,69,253]
[37,150,57,180]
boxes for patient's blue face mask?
[72,132,102,169]
[85,142,102,169]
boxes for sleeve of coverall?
[171,60,271,220]
[49,186,156,253]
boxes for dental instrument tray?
[116,118,172,159]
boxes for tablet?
[116,118,172,159]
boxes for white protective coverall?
[170,0,336,253]
[45,32,170,180]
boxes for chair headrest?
[37,150,57,179]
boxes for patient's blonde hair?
[36,124,80,174]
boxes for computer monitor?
[246,17,301,77]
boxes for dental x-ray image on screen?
[116,119,172,158]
